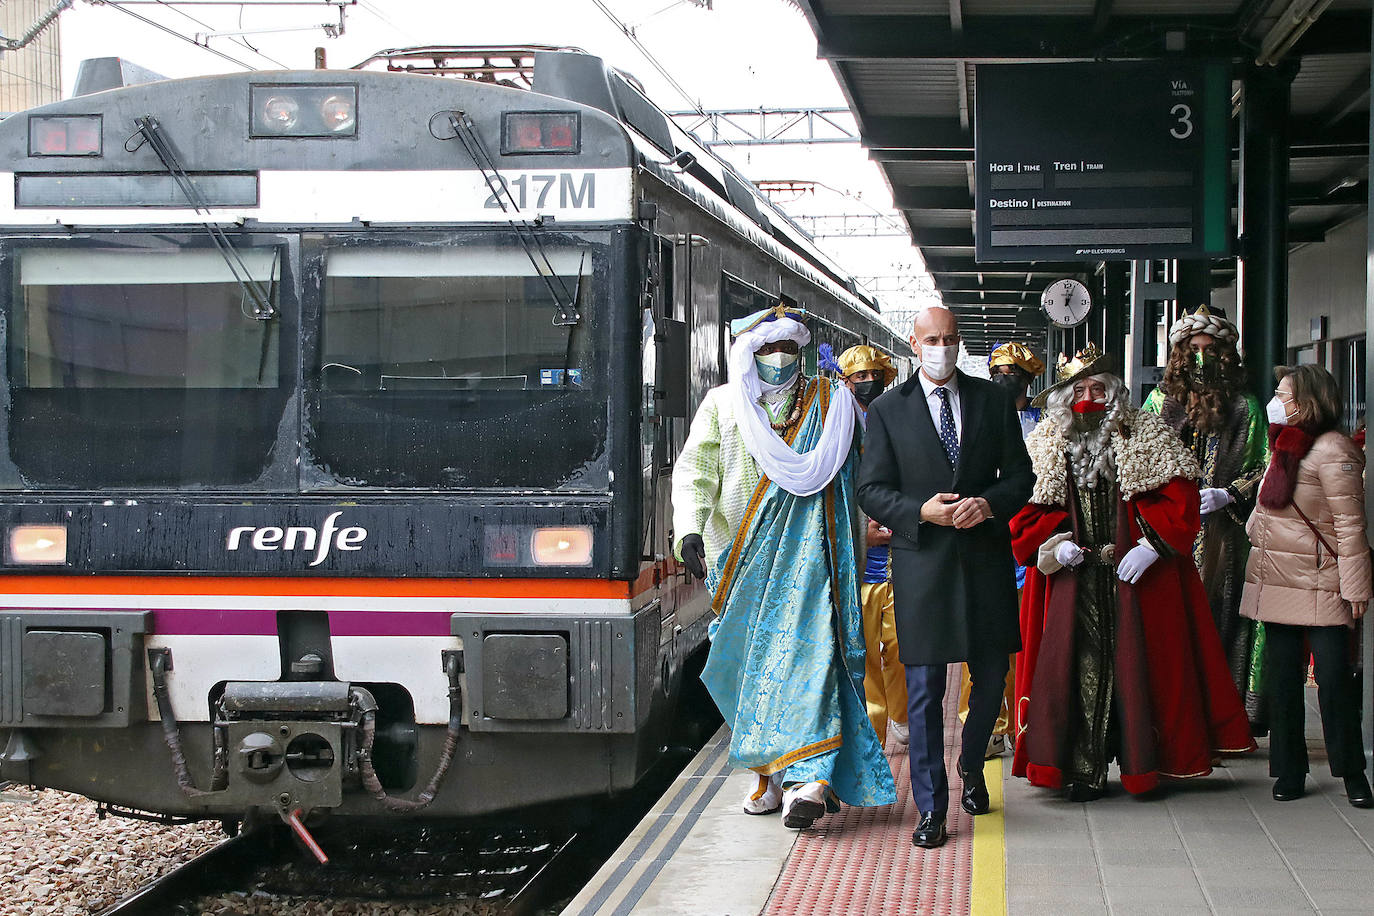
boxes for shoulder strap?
[1292,501,1337,560]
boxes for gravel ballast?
[0,787,222,915]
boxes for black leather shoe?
[1066,782,1105,802]
[957,759,990,815]
[911,810,947,848]
[1272,776,1306,801]
[1344,773,1373,809]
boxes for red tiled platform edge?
[763,665,973,916]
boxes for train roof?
[348,46,880,315]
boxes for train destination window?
[312,243,608,490]
[7,244,289,488]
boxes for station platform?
[562,667,1374,916]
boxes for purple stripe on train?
[151,608,454,637]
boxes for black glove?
[680,533,707,580]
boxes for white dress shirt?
[919,371,962,443]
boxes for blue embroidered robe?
[701,379,896,809]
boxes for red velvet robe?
[1010,477,1256,794]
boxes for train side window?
[719,274,771,374]
[657,237,674,318]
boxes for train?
[0,46,908,830]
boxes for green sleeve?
[1224,393,1269,523]
[1142,386,1165,414]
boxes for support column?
[1363,22,1374,764]
[1102,262,1128,358]
[1239,64,1296,397]
[1175,260,1211,316]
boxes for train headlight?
[320,94,356,133]
[530,526,593,566]
[28,115,102,157]
[501,112,580,154]
[260,95,300,132]
[251,84,358,138]
[8,524,67,565]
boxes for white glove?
[1116,541,1159,584]
[1199,487,1233,516]
[1055,540,1086,568]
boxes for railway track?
[95,732,718,915]
[94,817,582,916]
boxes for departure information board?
[973,61,1230,263]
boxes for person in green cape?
[1143,305,1269,733]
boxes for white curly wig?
[1042,372,1129,490]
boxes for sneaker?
[984,734,1006,759]
[782,781,827,829]
[889,720,909,746]
[742,773,782,815]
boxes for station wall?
[1286,214,1368,350]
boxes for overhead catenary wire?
[146,0,290,68]
[91,0,260,70]
[588,0,705,117]
[356,0,422,45]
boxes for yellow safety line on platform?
[970,756,1007,916]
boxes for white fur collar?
[1026,407,1200,505]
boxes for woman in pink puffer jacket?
[1240,364,1372,808]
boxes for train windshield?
[6,243,288,487]
[309,243,608,489]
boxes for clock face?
[1041,279,1092,328]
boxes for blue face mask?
[755,350,800,386]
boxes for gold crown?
[1054,342,1103,383]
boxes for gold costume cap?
[836,345,897,386]
[988,342,1045,378]
[1030,342,1118,408]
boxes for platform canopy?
[793,0,1371,355]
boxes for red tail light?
[29,115,102,157]
[501,112,580,154]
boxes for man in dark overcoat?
[858,305,1033,848]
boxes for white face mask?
[754,350,800,386]
[1266,396,1291,426]
[919,343,958,380]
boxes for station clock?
[1041,278,1092,328]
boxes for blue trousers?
[905,652,1009,814]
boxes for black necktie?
[936,387,959,466]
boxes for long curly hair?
[1160,337,1246,433]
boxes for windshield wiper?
[125,116,276,320]
[428,110,581,327]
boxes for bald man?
[857,307,1033,848]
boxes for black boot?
[1065,782,1105,802]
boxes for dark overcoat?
[857,370,1033,666]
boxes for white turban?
[729,316,856,497]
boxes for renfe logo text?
[226,511,367,566]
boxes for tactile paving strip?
[763,665,973,916]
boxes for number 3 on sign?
[1170,103,1193,140]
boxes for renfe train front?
[0,49,711,826]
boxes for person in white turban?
[671,305,895,831]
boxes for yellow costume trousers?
[957,655,1016,735]
[860,581,907,743]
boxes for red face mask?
[1072,399,1108,414]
